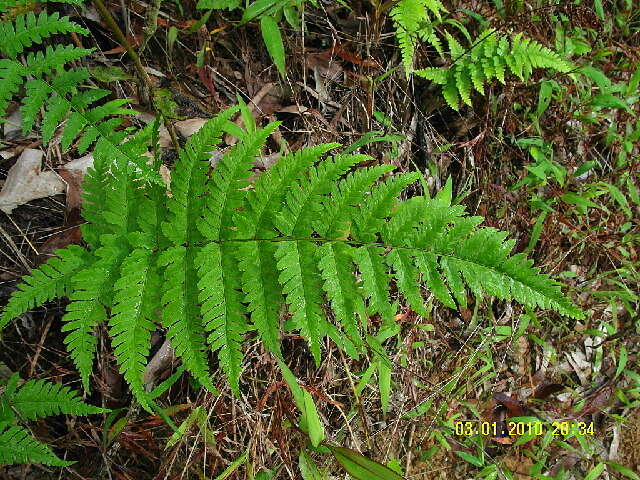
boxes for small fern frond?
[353,245,396,327]
[0,11,88,58]
[387,249,427,316]
[316,163,393,239]
[61,240,130,390]
[352,172,421,242]
[317,242,364,350]
[0,246,88,330]
[199,121,279,241]
[416,30,573,110]
[24,44,93,78]
[0,59,26,119]
[275,154,361,237]
[0,425,72,466]
[7,378,107,421]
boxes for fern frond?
[24,44,93,78]
[275,154,361,237]
[317,242,364,350]
[438,228,583,317]
[164,108,237,245]
[233,145,342,361]
[352,172,421,242]
[0,425,72,466]
[0,246,88,330]
[416,30,573,110]
[0,11,88,58]
[197,123,283,377]
[387,249,427,316]
[316,163,393,239]
[198,121,279,241]
[8,379,106,421]
[353,245,396,326]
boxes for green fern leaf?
[197,243,247,396]
[414,251,455,308]
[387,249,427,316]
[276,240,326,363]
[108,248,157,408]
[454,66,472,106]
[8,378,106,421]
[317,242,364,349]
[416,30,573,109]
[233,146,338,359]
[352,172,421,241]
[160,246,214,391]
[317,163,393,239]
[0,425,72,466]
[0,11,88,58]
[164,108,236,244]
[353,245,396,326]
[0,59,25,118]
[199,121,278,241]
[0,246,88,330]
[25,44,93,78]
[61,242,128,391]
[390,0,447,71]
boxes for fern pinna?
[0,373,106,466]
[0,106,583,408]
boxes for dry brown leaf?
[0,149,65,214]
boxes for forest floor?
[0,0,639,479]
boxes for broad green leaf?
[454,451,484,467]
[378,358,391,414]
[583,462,605,480]
[328,445,406,480]
[299,450,327,480]
[260,16,286,77]
[302,390,325,447]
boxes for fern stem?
[91,0,181,152]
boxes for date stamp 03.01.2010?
[454,420,595,437]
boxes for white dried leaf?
[0,149,65,214]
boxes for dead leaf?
[333,43,381,69]
[532,383,565,400]
[277,105,308,114]
[0,149,65,214]
[175,118,207,138]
